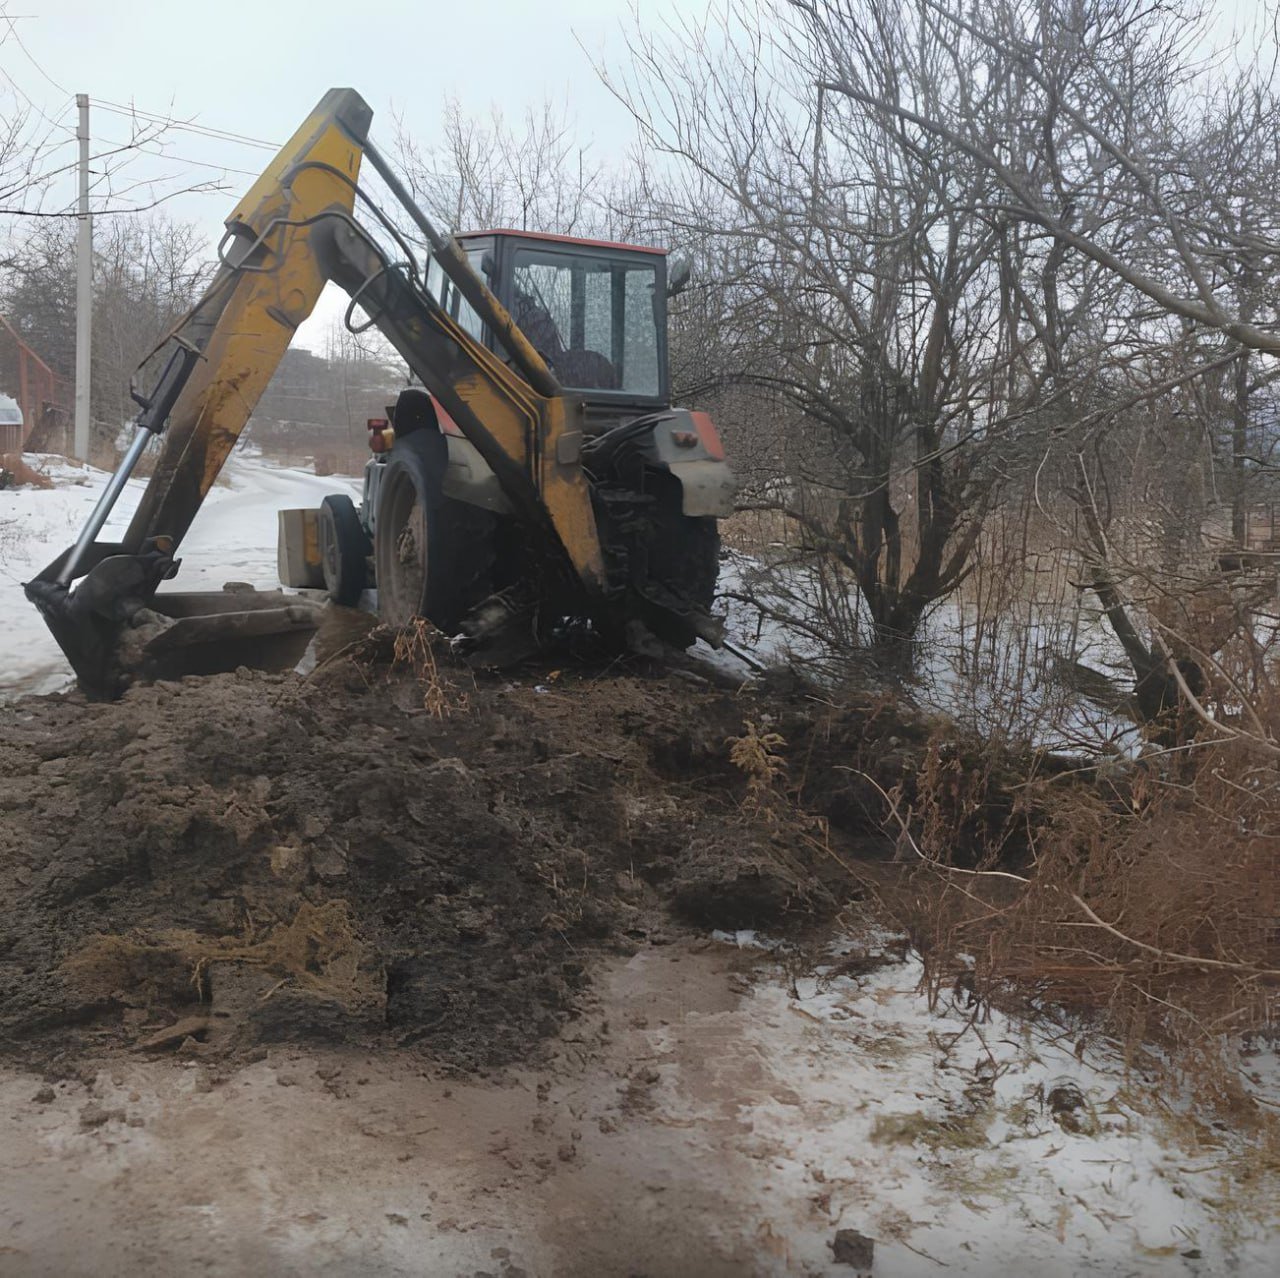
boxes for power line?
[1,70,278,156]
[16,135,171,192]
[4,141,248,218]
[0,185,232,218]
[66,129,264,183]
[13,116,266,194]
[92,99,281,151]
[4,137,259,221]
[105,143,262,180]
[0,28,284,217]
[0,11,282,154]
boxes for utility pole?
[73,93,92,461]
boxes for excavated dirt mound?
[0,623,976,1073]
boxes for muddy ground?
[4,623,1277,1277]
[0,939,852,1278]
[0,621,959,1074]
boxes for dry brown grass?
[390,617,469,717]
[726,719,789,814]
[718,506,794,553]
[0,453,53,489]
[61,900,374,1007]
[856,734,1279,1117]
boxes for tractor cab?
[435,231,672,419]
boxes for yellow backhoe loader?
[25,89,735,699]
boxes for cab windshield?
[509,248,661,397]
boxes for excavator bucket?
[25,538,324,700]
[116,591,324,682]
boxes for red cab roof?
[455,228,667,256]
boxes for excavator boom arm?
[121,89,604,596]
[125,88,371,552]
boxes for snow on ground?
[3,460,1130,751]
[705,549,1143,754]
[732,941,1278,1275]
[912,599,1140,753]
[0,449,360,700]
[2,454,1276,1273]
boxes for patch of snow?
[710,928,786,950]
[0,450,359,701]
[913,598,1140,754]
[706,551,1145,754]
[695,938,1278,1275]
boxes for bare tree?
[0,91,67,238]
[797,0,1280,354]
[1,213,209,451]
[596,0,1280,751]
[607,0,1138,656]
[393,97,606,237]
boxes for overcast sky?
[0,0,1269,354]
[3,0,1270,225]
[1,0,695,348]
[2,0,668,157]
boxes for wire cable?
[92,137,262,180]
[92,100,281,151]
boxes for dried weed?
[390,617,469,717]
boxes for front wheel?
[374,431,496,631]
[318,493,370,607]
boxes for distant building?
[0,315,70,454]
[0,392,21,454]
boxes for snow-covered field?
[0,449,359,699]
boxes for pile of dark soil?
[0,626,1025,1072]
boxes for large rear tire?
[318,493,370,607]
[374,430,496,631]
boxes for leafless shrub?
[859,732,1280,1114]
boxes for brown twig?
[1067,894,1280,977]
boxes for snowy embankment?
[0,449,359,700]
